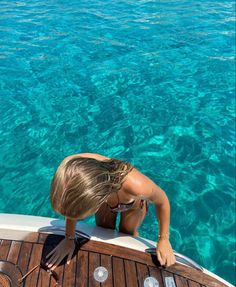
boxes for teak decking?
[0,232,227,287]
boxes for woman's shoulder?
[122,167,154,199]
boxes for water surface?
[0,0,235,284]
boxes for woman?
[46,152,176,269]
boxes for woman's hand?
[156,238,176,267]
[46,237,76,270]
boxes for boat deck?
[0,232,227,287]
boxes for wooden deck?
[0,232,228,287]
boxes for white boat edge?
[0,213,234,287]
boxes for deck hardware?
[93,266,108,282]
[144,276,159,287]
[164,277,176,287]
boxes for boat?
[0,213,234,287]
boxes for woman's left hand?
[156,239,176,267]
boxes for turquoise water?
[0,0,235,284]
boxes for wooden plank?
[37,267,51,287]
[136,262,149,287]
[113,257,126,287]
[124,259,138,287]
[7,241,21,264]
[16,242,33,275]
[76,250,89,287]
[21,232,39,243]
[24,243,43,287]
[187,280,201,287]
[100,254,113,287]
[166,264,226,287]
[63,253,77,287]
[88,252,100,287]
[80,240,150,266]
[0,240,11,260]
[148,266,164,287]
[174,274,189,287]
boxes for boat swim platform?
[0,214,233,287]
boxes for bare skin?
[46,152,176,269]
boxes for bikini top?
[106,192,135,213]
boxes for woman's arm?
[46,217,77,269]
[124,168,176,266]
[66,217,77,238]
[148,185,170,240]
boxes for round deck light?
[93,266,108,282]
[144,276,159,287]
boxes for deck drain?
[0,272,11,287]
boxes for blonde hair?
[50,156,134,219]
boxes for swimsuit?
[106,191,148,213]
[106,159,148,213]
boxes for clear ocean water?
[0,0,235,285]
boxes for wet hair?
[50,156,134,219]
